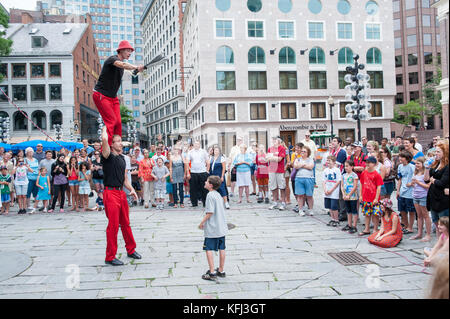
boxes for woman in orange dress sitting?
[368,198,403,248]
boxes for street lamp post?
[97,115,104,141]
[327,96,335,138]
[344,54,372,142]
[0,116,11,143]
[53,124,62,140]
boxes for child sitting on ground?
[368,198,403,248]
[424,217,449,267]
[199,175,228,281]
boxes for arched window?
[309,47,325,64]
[247,0,262,12]
[216,46,234,64]
[308,0,322,14]
[50,110,62,128]
[31,110,46,130]
[0,111,8,119]
[278,0,292,13]
[338,47,353,64]
[215,0,230,12]
[13,111,28,131]
[366,47,382,64]
[279,47,296,64]
[248,46,265,64]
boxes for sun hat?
[352,141,363,148]
[116,40,134,53]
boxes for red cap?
[116,40,134,53]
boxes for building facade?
[182,0,396,154]
[37,0,147,142]
[0,22,99,142]
[432,0,449,137]
[393,0,443,130]
[141,0,187,146]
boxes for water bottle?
[425,157,434,169]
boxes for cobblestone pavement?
[0,170,435,299]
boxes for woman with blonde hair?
[233,144,252,204]
[425,140,449,238]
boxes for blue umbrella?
[56,141,84,152]
[0,142,12,152]
[11,140,61,152]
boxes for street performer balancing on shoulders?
[93,40,144,146]
[101,125,141,266]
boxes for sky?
[1,0,37,11]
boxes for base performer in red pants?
[93,40,144,146]
[101,126,141,266]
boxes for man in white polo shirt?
[187,141,210,207]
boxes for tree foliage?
[0,6,13,83]
[393,100,426,125]
[422,65,442,116]
[120,105,133,124]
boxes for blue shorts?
[413,196,427,207]
[250,163,257,176]
[166,182,173,194]
[398,196,416,213]
[345,200,358,215]
[26,180,39,198]
[294,178,315,196]
[380,181,395,196]
[1,193,11,203]
[92,178,103,185]
[203,236,226,251]
[431,209,449,223]
[324,198,339,211]
[69,180,79,186]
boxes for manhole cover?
[227,223,236,230]
[0,252,33,282]
[328,251,373,266]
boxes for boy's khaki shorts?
[269,173,286,191]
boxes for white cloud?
[1,0,37,11]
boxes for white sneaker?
[43,208,48,213]
[299,210,306,216]
[269,203,279,210]
[29,208,36,214]
[307,210,314,216]
[225,202,230,209]
[278,203,286,211]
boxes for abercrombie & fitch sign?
[279,123,328,131]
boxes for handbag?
[290,167,298,182]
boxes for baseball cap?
[352,141,363,148]
[0,166,7,170]
[366,156,377,164]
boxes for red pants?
[93,91,122,146]
[103,189,136,261]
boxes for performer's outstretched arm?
[113,60,144,72]
[101,126,111,159]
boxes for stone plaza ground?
[0,169,436,299]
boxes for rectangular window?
[423,33,432,46]
[408,53,418,66]
[396,74,403,86]
[247,21,264,38]
[407,34,417,47]
[406,0,415,9]
[12,64,26,78]
[422,15,431,27]
[339,102,351,118]
[31,85,45,101]
[422,0,430,7]
[279,71,297,89]
[425,71,434,83]
[249,131,268,150]
[338,71,347,89]
[366,23,381,40]
[396,93,404,105]
[0,64,7,78]
[410,91,420,101]
[311,102,326,119]
[308,22,324,39]
[424,52,433,64]
[216,20,232,38]
[281,103,297,119]
[248,71,267,90]
[369,101,383,117]
[0,85,8,102]
[406,16,416,28]
[393,1,400,12]
[12,85,27,101]
[338,23,353,39]
[395,55,402,67]
[49,84,62,100]
[393,19,401,31]
[278,21,294,39]
[31,63,45,77]
[216,71,236,90]
[250,103,267,120]
[409,72,419,85]
[218,103,235,121]
[395,37,402,49]
[368,71,384,88]
[309,71,327,89]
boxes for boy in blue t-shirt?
[397,151,416,234]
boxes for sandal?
[180,204,185,208]
[173,204,178,208]
[358,231,371,236]
[403,229,413,234]
[410,234,422,240]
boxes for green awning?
[311,133,333,138]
